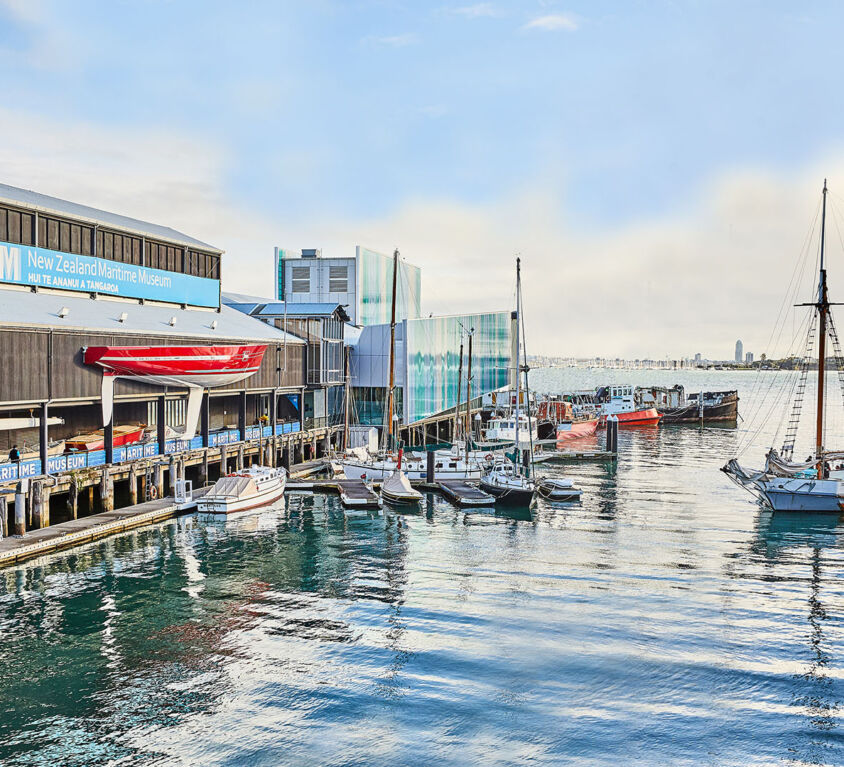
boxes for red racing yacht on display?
[83,344,267,439]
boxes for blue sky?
[1,0,843,356]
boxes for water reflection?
[738,511,844,763]
[1,381,843,766]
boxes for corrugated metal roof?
[222,292,350,320]
[256,302,346,317]
[0,286,304,343]
[0,183,222,253]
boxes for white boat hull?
[338,460,482,482]
[197,476,286,516]
[759,477,844,512]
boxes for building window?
[0,207,34,245]
[38,215,94,255]
[329,265,347,293]
[291,266,310,293]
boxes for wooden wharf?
[0,490,208,569]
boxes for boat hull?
[608,408,662,426]
[660,394,739,423]
[537,480,582,501]
[555,418,599,442]
[83,344,267,389]
[339,461,481,482]
[381,489,423,505]
[478,478,535,506]
[197,482,285,516]
[66,426,145,452]
[759,478,844,512]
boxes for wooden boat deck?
[438,479,495,507]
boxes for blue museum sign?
[0,240,219,308]
[0,422,300,482]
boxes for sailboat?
[723,180,844,512]
[337,249,486,482]
[330,248,423,501]
[380,448,424,505]
[480,257,536,506]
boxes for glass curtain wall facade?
[404,312,511,423]
[357,247,421,326]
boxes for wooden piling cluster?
[0,425,341,541]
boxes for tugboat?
[598,385,662,426]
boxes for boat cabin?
[602,385,638,415]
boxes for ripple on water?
[1,373,843,765]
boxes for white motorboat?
[537,477,582,501]
[381,470,423,505]
[197,465,286,516]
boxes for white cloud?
[362,33,419,48]
[522,13,578,31]
[450,4,501,18]
[0,106,836,360]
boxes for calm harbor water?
[1,369,843,766]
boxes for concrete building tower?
[735,339,743,363]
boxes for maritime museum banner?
[0,240,219,308]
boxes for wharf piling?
[14,483,26,536]
[69,477,79,519]
[100,468,114,512]
[153,464,163,500]
[605,416,619,455]
[168,456,177,494]
[0,426,341,542]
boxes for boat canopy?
[208,476,257,499]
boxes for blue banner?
[0,421,303,482]
[0,240,219,308]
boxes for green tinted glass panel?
[358,247,421,326]
[404,312,511,423]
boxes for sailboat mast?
[816,180,829,478]
[514,258,521,474]
[343,349,350,451]
[466,329,473,460]
[456,340,463,442]
[386,248,399,451]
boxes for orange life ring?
[484,453,494,462]
[149,485,159,500]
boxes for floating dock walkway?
[437,479,495,507]
[336,479,382,509]
[287,478,382,510]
